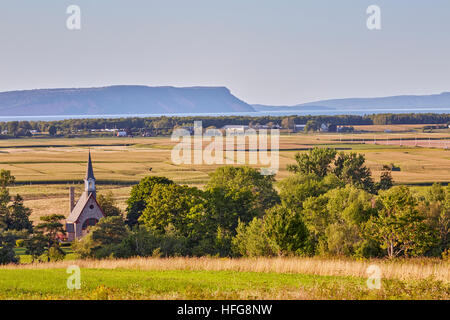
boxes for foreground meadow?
[0,257,448,300]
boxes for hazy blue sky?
[0,0,449,105]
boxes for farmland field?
[0,129,448,221]
[0,127,449,301]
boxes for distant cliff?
[297,92,450,109]
[0,85,255,116]
[253,92,450,112]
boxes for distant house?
[294,124,306,132]
[181,126,195,135]
[141,130,155,137]
[117,131,127,137]
[320,123,329,132]
[221,125,249,135]
[250,124,268,130]
[337,126,354,133]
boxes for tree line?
[1,113,449,137]
[0,147,448,263]
[0,175,119,264]
[74,148,449,260]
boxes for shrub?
[231,218,278,257]
[48,246,66,262]
[264,205,313,256]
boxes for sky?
[0,0,449,105]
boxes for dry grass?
[0,135,448,184]
[353,124,450,133]
[2,257,449,283]
[0,134,449,221]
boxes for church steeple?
[85,150,95,180]
[84,150,96,198]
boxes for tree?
[304,120,319,132]
[48,245,66,261]
[301,185,377,256]
[264,205,312,256]
[125,176,174,227]
[0,170,15,188]
[97,192,122,217]
[333,152,375,193]
[204,184,267,256]
[0,230,20,264]
[420,184,449,255]
[281,117,295,130]
[287,148,337,178]
[365,186,436,258]
[24,233,47,263]
[377,165,394,191]
[231,218,278,257]
[35,214,66,261]
[323,186,377,256]
[207,166,279,218]
[139,184,207,240]
[73,216,129,259]
[48,125,57,136]
[0,171,33,233]
[91,216,128,246]
[6,194,33,232]
[279,174,343,210]
[117,227,189,258]
[287,148,380,194]
[7,121,19,137]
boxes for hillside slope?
[0,86,255,116]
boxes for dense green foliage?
[73,148,449,260]
[0,170,32,264]
[125,176,174,226]
[0,145,447,263]
[72,216,129,259]
[97,192,122,217]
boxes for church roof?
[66,191,104,223]
[85,151,95,180]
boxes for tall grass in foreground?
[2,257,448,283]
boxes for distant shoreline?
[0,108,449,122]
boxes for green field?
[0,268,448,300]
[1,256,448,300]
[14,247,76,264]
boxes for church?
[66,152,105,241]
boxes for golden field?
[0,128,448,222]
